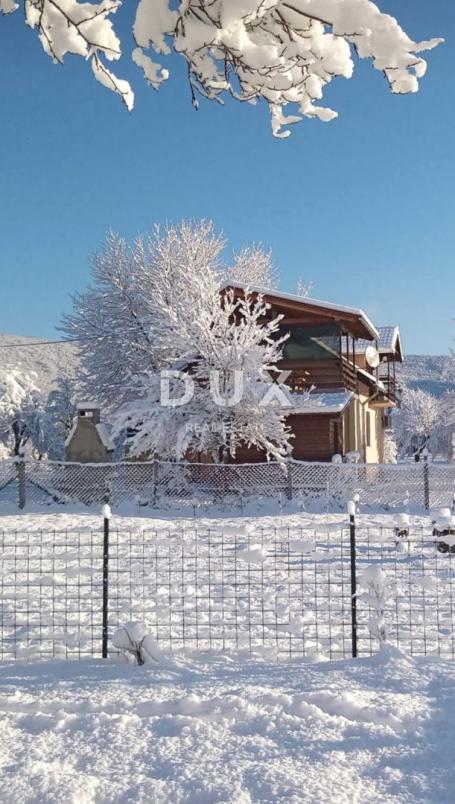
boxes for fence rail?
[1,458,455,512]
[2,515,455,662]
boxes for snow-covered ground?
[0,502,429,534]
[1,649,455,803]
[1,508,455,801]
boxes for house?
[65,402,114,463]
[221,283,403,464]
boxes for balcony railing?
[280,357,358,394]
[378,373,400,405]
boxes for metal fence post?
[102,504,111,658]
[17,460,26,509]
[347,500,358,658]
[286,461,293,501]
[152,459,159,507]
[423,450,430,511]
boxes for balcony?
[280,357,358,394]
[377,373,401,406]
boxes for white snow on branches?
[1,1,443,136]
[63,221,298,462]
[393,387,442,460]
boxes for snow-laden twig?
[1,1,443,136]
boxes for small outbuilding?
[65,402,114,463]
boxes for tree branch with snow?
[1,1,443,137]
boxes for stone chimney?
[65,402,114,463]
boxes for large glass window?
[281,324,341,361]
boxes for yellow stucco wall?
[342,388,384,463]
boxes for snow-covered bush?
[433,509,455,555]
[383,431,398,464]
[358,566,395,649]
[0,2,442,137]
[113,622,163,666]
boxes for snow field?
[1,649,455,803]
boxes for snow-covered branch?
[393,387,442,460]
[1,1,443,136]
[64,221,299,461]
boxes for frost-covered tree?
[38,375,79,459]
[296,278,313,298]
[432,389,455,461]
[393,387,442,460]
[113,287,296,462]
[383,429,398,464]
[64,220,300,461]
[0,368,41,456]
[62,221,225,407]
[226,246,279,290]
[0,1,443,137]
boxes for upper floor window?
[280,324,340,361]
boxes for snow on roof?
[96,423,115,451]
[64,421,78,448]
[77,401,101,410]
[290,390,353,415]
[221,281,379,341]
[356,326,401,355]
[356,367,387,393]
[65,419,114,451]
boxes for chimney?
[77,402,101,425]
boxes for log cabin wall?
[286,414,341,461]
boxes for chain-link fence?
[2,516,455,662]
[0,458,454,512]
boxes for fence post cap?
[347,500,356,517]
[102,503,111,520]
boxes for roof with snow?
[356,368,387,394]
[76,401,101,410]
[96,423,115,451]
[356,326,403,360]
[65,418,114,451]
[221,282,379,342]
[290,390,353,415]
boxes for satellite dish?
[365,345,380,369]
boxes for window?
[281,324,340,361]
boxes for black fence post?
[286,461,293,501]
[348,501,358,658]
[423,451,430,511]
[17,460,26,509]
[102,504,110,659]
[152,459,159,507]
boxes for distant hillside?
[398,355,455,397]
[1,333,454,400]
[0,334,79,395]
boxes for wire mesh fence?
[2,516,455,662]
[1,458,455,512]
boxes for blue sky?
[0,1,454,354]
